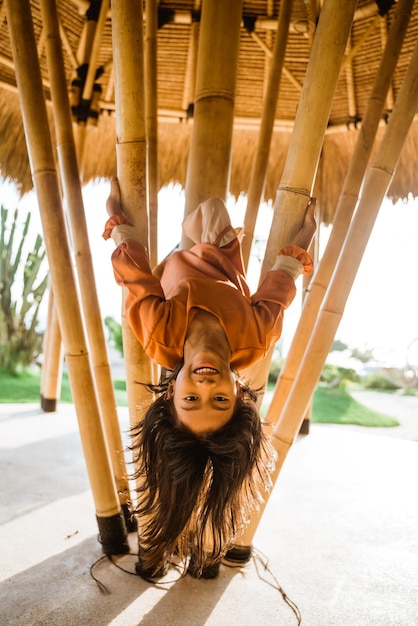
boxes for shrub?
[363,371,401,390]
[0,206,48,373]
[320,363,360,388]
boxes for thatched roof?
[1,0,418,223]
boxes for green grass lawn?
[311,385,399,428]
[0,369,127,405]
[0,369,400,428]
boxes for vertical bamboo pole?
[145,0,159,269]
[260,0,358,279]
[40,288,63,412]
[236,0,358,551]
[40,0,134,528]
[243,25,418,550]
[181,0,244,248]
[6,0,128,554]
[241,0,293,270]
[266,0,414,423]
[111,1,154,425]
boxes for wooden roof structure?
[0,0,418,223]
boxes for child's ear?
[235,379,243,397]
[166,380,175,398]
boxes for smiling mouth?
[194,366,219,375]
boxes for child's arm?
[268,198,317,280]
[103,178,180,367]
[251,198,316,309]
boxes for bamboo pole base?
[40,395,58,413]
[299,418,310,434]
[96,512,130,555]
[222,544,253,567]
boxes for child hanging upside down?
[103,178,316,579]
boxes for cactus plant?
[0,205,48,373]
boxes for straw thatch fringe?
[2,91,417,220]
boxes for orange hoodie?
[104,215,312,371]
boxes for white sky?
[1,178,417,368]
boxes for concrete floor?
[0,400,417,626]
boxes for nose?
[195,375,215,385]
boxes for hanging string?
[251,548,302,625]
[89,555,112,595]
[89,547,302,624]
[89,552,185,592]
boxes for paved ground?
[1,395,417,625]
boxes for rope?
[250,548,302,625]
[89,547,303,624]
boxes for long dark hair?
[130,366,275,577]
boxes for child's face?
[174,310,237,434]
[171,360,237,435]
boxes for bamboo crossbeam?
[243,8,418,549]
[59,20,79,71]
[266,0,414,424]
[182,0,244,247]
[5,0,128,554]
[249,30,303,93]
[342,13,381,70]
[40,0,133,523]
[241,0,294,269]
[111,0,154,425]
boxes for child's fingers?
[305,197,317,218]
[303,197,317,229]
[109,177,120,200]
[106,177,122,215]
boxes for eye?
[184,395,198,402]
[213,396,228,402]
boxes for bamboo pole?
[260,0,359,280]
[72,0,107,179]
[40,288,63,412]
[266,0,414,423]
[236,0,358,551]
[6,0,128,554]
[145,0,159,269]
[40,0,134,527]
[241,0,293,270]
[111,1,154,425]
[181,0,244,248]
[243,19,418,550]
